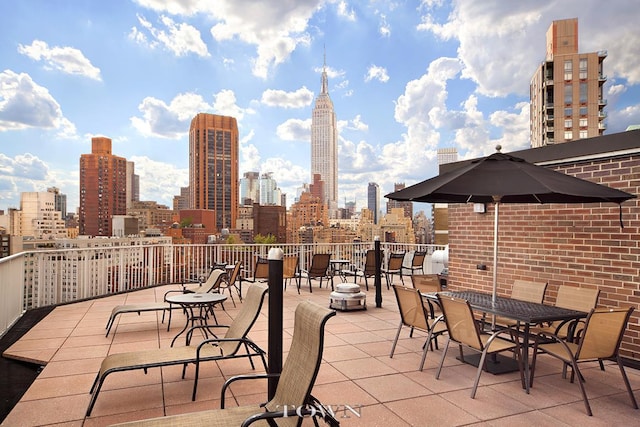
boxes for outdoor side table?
[165,293,227,346]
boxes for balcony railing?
[0,242,447,338]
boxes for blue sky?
[1,1,640,214]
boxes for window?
[564,107,572,117]
[564,131,573,140]
[579,82,588,103]
[564,60,573,80]
[579,58,588,79]
[580,130,588,139]
[579,118,588,127]
[564,84,572,104]
[580,106,588,115]
[565,119,572,128]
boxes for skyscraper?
[387,183,413,218]
[367,182,380,224]
[311,53,338,218]
[530,18,607,147]
[79,137,127,236]
[189,113,239,230]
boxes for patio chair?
[87,283,269,416]
[407,250,426,275]
[435,294,524,398]
[110,300,339,427]
[282,254,300,291]
[390,285,448,371]
[411,274,442,318]
[382,252,405,288]
[219,261,242,307]
[105,268,226,337]
[342,249,382,291]
[530,307,638,416]
[530,285,600,339]
[493,279,548,329]
[296,253,333,293]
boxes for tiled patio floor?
[2,281,639,426]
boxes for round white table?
[165,293,227,346]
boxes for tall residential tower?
[79,137,127,236]
[311,53,338,218]
[189,113,239,230]
[530,18,607,147]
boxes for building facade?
[530,18,607,147]
[311,55,338,217]
[188,113,239,230]
[240,171,260,205]
[386,183,413,218]
[367,182,380,224]
[79,137,127,236]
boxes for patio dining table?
[423,290,588,393]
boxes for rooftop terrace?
[2,280,639,426]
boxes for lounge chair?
[104,268,226,337]
[87,283,269,416]
[110,300,339,427]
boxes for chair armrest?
[220,373,279,408]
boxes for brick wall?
[448,154,640,360]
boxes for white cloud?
[261,87,314,108]
[0,153,49,179]
[365,65,389,83]
[130,14,209,57]
[276,118,311,141]
[0,70,77,137]
[130,90,251,138]
[378,13,391,37]
[18,40,102,81]
[336,1,356,21]
[130,92,211,138]
[608,84,627,97]
[130,155,188,205]
[339,115,368,132]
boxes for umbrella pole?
[493,201,499,305]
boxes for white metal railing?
[0,242,446,338]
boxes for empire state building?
[311,54,338,218]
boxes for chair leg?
[616,356,639,409]
[435,336,451,379]
[571,360,593,416]
[471,350,489,398]
[389,322,403,358]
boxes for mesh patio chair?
[435,294,524,398]
[282,254,300,291]
[219,261,242,307]
[530,307,638,416]
[87,283,269,416]
[296,253,333,293]
[105,268,226,337]
[342,249,382,291]
[411,274,442,318]
[110,300,339,427]
[382,252,405,288]
[493,280,548,329]
[408,250,426,275]
[530,285,600,339]
[390,285,448,371]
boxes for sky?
[1,1,640,215]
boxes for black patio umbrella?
[386,146,635,304]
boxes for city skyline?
[2,2,640,214]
